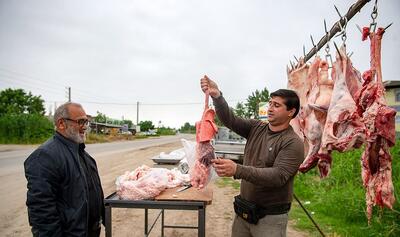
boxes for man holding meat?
[24,102,104,237]
[201,75,304,237]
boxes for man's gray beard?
[65,125,86,144]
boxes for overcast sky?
[0,0,399,128]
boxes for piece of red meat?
[358,27,396,223]
[190,92,217,189]
[299,57,333,174]
[318,46,365,177]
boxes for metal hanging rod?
[303,0,371,63]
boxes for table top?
[155,186,213,205]
[105,185,213,205]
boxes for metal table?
[104,186,213,237]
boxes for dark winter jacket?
[24,132,104,237]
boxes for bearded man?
[24,102,104,237]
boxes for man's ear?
[57,119,66,130]
[288,108,296,118]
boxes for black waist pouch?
[233,195,260,224]
[233,195,291,225]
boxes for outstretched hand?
[200,75,221,98]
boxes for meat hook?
[333,41,343,61]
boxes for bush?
[157,127,176,135]
[0,114,54,144]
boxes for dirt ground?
[1,141,307,237]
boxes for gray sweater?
[213,95,304,207]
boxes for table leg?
[198,206,206,237]
[105,205,112,237]
[145,208,148,236]
[161,209,165,237]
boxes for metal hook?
[324,19,329,35]
[323,19,330,52]
[339,17,348,46]
[293,55,299,63]
[383,22,393,31]
[323,19,333,68]
[334,5,342,19]
[289,61,294,70]
[370,0,378,33]
[310,35,318,56]
[310,35,316,48]
[348,52,353,58]
[356,24,363,34]
[333,41,343,61]
[340,17,348,31]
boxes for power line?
[72,99,245,106]
[0,67,67,88]
[0,76,66,96]
[0,71,66,92]
[0,66,248,106]
[0,71,121,103]
[0,66,121,103]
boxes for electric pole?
[66,87,71,102]
[136,101,139,125]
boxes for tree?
[180,122,196,134]
[245,87,269,119]
[138,120,154,132]
[0,88,45,115]
[234,102,247,118]
[121,119,133,128]
[94,111,107,123]
[214,115,224,127]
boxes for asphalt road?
[0,134,195,236]
[0,134,195,176]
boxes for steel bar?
[303,0,371,63]
[293,194,326,237]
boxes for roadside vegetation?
[0,88,53,144]
[291,141,400,237]
[214,142,399,237]
[179,122,196,134]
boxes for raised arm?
[200,75,255,138]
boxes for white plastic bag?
[181,138,217,189]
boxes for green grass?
[291,140,400,237]
[216,177,241,190]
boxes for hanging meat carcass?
[190,90,218,189]
[287,59,310,142]
[299,57,334,175]
[357,27,396,223]
[318,46,366,177]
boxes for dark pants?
[88,227,101,237]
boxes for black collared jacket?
[24,132,105,237]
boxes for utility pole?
[66,87,71,102]
[136,101,139,125]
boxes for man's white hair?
[53,102,83,125]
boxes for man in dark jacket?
[24,102,104,237]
